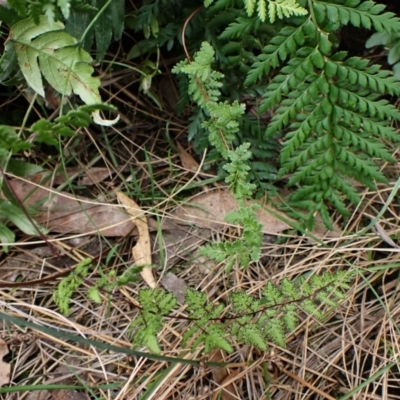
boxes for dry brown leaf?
[176,142,199,172]
[73,167,112,186]
[172,189,293,234]
[0,340,10,386]
[2,178,135,236]
[116,191,157,288]
[27,167,112,186]
[210,349,239,400]
[26,390,50,400]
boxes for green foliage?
[242,0,400,228]
[174,42,263,268]
[128,271,351,353]
[129,289,177,354]
[65,0,125,60]
[7,16,102,105]
[53,258,93,316]
[53,259,116,316]
[5,0,95,23]
[366,31,400,80]
[205,0,308,23]
[0,125,31,156]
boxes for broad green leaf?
[0,199,48,236]
[11,16,102,105]
[11,16,65,96]
[5,159,43,177]
[0,222,15,253]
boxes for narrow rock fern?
[217,0,400,228]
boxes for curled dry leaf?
[2,178,135,236]
[0,340,10,386]
[176,141,199,172]
[210,349,239,400]
[116,191,157,288]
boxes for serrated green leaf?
[11,16,102,105]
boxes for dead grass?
[1,63,400,400]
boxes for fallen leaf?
[210,349,239,400]
[172,189,293,234]
[26,390,50,400]
[0,340,10,386]
[116,191,157,288]
[176,142,199,172]
[2,178,135,236]
[48,358,89,400]
[25,167,112,186]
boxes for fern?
[128,271,351,353]
[53,258,116,316]
[244,0,400,228]
[205,0,307,23]
[129,289,177,354]
[53,258,93,316]
[174,43,264,268]
[6,0,95,23]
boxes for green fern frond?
[242,0,307,23]
[129,289,177,353]
[268,0,308,24]
[172,42,224,109]
[219,16,261,40]
[313,0,400,33]
[53,258,92,316]
[244,22,309,86]
[246,0,400,227]
[129,271,351,353]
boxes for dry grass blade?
[116,190,157,288]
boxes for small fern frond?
[129,289,177,353]
[183,289,230,352]
[129,271,351,353]
[53,258,92,316]
[219,16,261,40]
[203,101,245,158]
[268,0,308,24]
[242,0,307,23]
[172,42,224,108]
[223,143,256,198]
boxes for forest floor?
[1,1,400,399]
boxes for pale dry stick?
[278,365,337,400]
[114,357,149,400]
[148,359,199,400]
